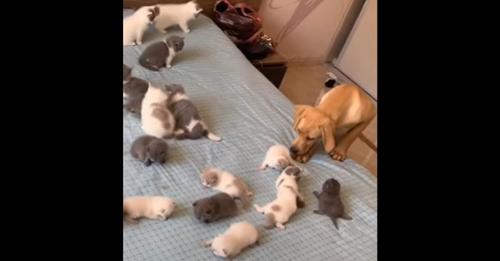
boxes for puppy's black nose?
[289,147,298,156]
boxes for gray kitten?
[130,135,168,166]
[164,84,222,141]
[123,64,132,82]
[138,36,185,71]
[193,193,238,223]
[124,77,149,114]
[313,178,352,230]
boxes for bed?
[123,7,377,261]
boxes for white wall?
[259,0,356,64]
[334,0,377,99]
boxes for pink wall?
[259,0,355,64]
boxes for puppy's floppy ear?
[320,117,335,154]
[293,105,310,130]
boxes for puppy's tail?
[264,213,275,229]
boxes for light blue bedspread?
[123,10,377,261]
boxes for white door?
[334,0,377,100]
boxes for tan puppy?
[254,166,305,230]
[200,167,253,208]
[290,84,376,162]
[123,196,176,223]
[203,221,259,259]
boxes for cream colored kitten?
[123,196,176,222]
[203,221,259,259]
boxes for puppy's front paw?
[167,64,172,69]
[296,153,312,163]
[329,149,347,161]
[136,41,142,45]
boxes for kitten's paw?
[276,223,286,230]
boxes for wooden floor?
[279,63,377,176]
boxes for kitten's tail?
[200,121,222,142]
[205,131,222,142]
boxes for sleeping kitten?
[164,84,222,141]
[154,1,203,33]
[123,196,176,223]
[203,222,259,259]
[141,83,175,139]
[138,36,185,71]
[123,6,159,46]
[130,135,168,166]
[193,193,238,223]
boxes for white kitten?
[200,167,253,208]
[123,6,159,46]
[203,221,259,259]
[123,196,176,222]
[254,166,305,230]
[154,1,203,33]
[259,144,295,171]
[141,83,175,139]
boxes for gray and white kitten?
[123,64,148,114]
[165,84,222,141]
[141,83,176,139]
[138,36,185,71]
[123,64,132,82]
